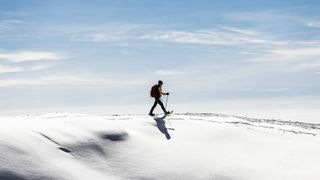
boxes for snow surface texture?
[0,113,320,180]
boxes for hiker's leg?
[156,98,167,113]
[149,98,158,114]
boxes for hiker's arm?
[159,87,169,95]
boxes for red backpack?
[150,85,160,98]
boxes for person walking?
[149,80,170,116]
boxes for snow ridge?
[0,112,320,180]
[175,112,320,135]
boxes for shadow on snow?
[153,116,171,140]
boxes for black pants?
[149,97,166,114]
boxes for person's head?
[158,80,163,86]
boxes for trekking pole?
[165,95,169,109]
[165,95,173,127]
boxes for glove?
[166,92,170,95]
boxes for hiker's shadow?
[154,116,171,140]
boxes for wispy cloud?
[0,19,26,33]
[154,69,181,76]
[76,33,128,42]
[0,19,24,25]
[0,74,146,87]
[0,19,25,26]
[225,9,301,24]
[219,26,260,36]
[254,47,320,62]
[58,22,277,47]
[0,51,68,62]
[141,27,277,46]
[250,46,320,71]
[306,21,320,28]
[0,65,22,73]
[292,62,320,71]
[66,23,146,42]
[0,64,53,74]
[239,88,289,93]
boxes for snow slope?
[0,113,320,180]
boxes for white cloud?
[0,19,24,27]
[74,33,128,42]
[0,74,146,87]
[66,23,145,42]
[0,51,67,62]
[292,62,320,71]
[252,47,320,62]
[154,70,181,76]
[306,21,320,28]
[239,88,289,93]
[62,23,278,46]
[88,34,122,42]
[0,20,24,24]
[27,65,52,71]
[0,64,53,74]
[273,48,320,57]
[141,28,277,46]
[218,26,260,36]
[0,19,26,32]
[250,46,320,71]
[0,65,22,73]
[226,10,300,24]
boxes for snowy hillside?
[0,113,320,180]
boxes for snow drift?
[0,113,320,180]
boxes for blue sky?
[0,0,320,115]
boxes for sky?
[0,0,320,118]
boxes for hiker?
[149,80,170,116]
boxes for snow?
[1,112,320,180]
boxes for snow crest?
[0,112,320,180]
